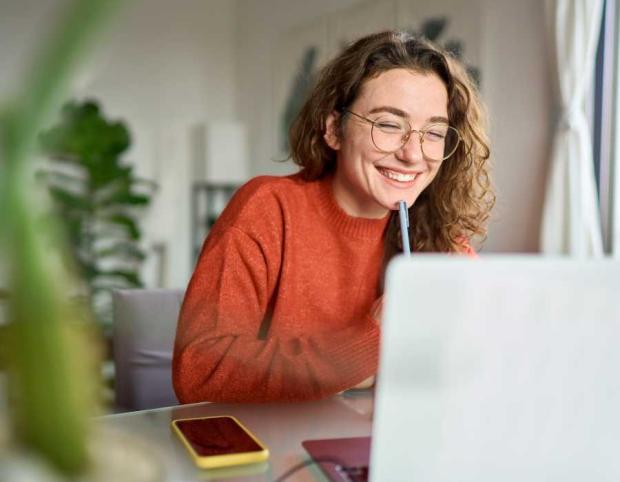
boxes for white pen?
[398,200,411,257]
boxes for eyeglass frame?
[342,109,462,161]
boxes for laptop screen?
[370,256,620,481]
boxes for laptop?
[304,256,620,482]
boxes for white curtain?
[540,0,604,257]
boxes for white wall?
[235,0,365,177]
[479,0,553,252]
[235,0,554,253]
[0,0,64,100]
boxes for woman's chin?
[380,194,418,211]
[367,184,421,215]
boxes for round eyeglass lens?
[370,116,408,153]
[420,123,460,161]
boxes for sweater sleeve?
[172,226,380,403]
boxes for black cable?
[273,456,346,482]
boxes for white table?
[100,390,374,482]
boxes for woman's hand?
[351,375,375,390]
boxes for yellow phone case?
[171,415,270,469]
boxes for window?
[593,0,618,254]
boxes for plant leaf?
[95,242,146,261]
[49,186,93,211]
[97,213,140,240]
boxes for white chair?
[112,289,184,411]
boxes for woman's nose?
[396,131,424,164]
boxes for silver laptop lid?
[371,256,620,482]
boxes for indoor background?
[1,0,580,294]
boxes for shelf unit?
[191,182,239,263]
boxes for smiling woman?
[172,30,494,404]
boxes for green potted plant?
[38,100,155,334]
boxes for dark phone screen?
[175,417,263,456]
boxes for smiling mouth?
[376,166,418,183]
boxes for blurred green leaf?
[99,213,141,240]
[95,242,146,261]
[0,1,125,473]
[39,101,131,166]
[99,190,150,207]
[49,186,93,211]
[37,167,87,187]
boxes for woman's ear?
[323,111,341,150]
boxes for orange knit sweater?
[173,173,389,403]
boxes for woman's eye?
[426,131,446,141]
[377,122,402,131]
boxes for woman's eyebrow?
[368,106,449,124]
[368,106,408,117]
[428,115,449,124]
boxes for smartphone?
[171,415,269,469]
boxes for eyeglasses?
[344,109,462,162]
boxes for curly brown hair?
[289,30,494,266]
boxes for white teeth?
[378,167,417,182]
